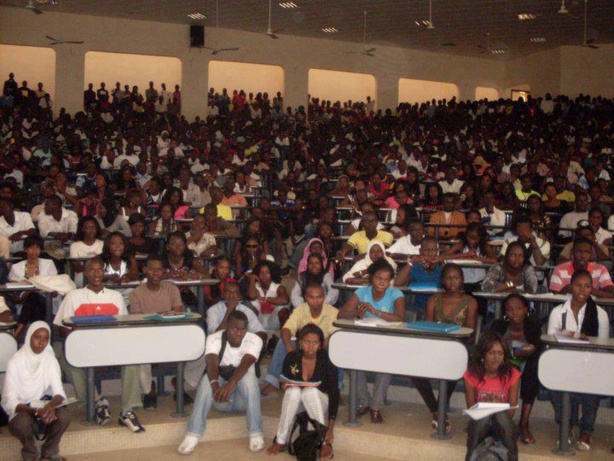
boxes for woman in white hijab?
[2,321,71,461]
[343,241,398,285]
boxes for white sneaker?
[178,434,200,455]
[249,435,266,452]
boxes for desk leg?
[171,362,187,418]
[552,391,575,456]
[494,300,502,320]
[83,367,96,425]
[343,369,362,427]
[44,293,54,340]
[197,286,205,317]
[431,380,452,440]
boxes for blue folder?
[70,315,117,324]
[406,320,460,333]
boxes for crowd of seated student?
[2,74,614,456]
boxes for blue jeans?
[186,370,263,438]
[550,391,601,436]
[264,340,295,389]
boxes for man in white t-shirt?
[178,310,265,455]
[387,219,425,258]
[0,198,36,254]
[438,166,464,195]
[54,258,144,433]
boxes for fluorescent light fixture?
[530,37,547,43]
[415,20,431,26]
[322,27,338,33]
[188,13,206,20]
[518,13,536,20]
[491,49,506,54]
[279,2,298,8]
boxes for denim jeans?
[550,391,602,436]
[264,339,295,389]
[186,369,263,438]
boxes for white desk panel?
[328,330,468,380]
[66,325,205,368]
[0,333,18,373]
[539,348,614,396]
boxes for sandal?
[320,442,334,459]
[357,405,371,417]
[370,409,384,424]
[431,418,451,434]
[520,428,535,445]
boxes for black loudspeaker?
[190,25,205,48]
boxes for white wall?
[208,61,284,98]
[3,6,608,119]
[560,45,614,98]
[475,86,501,101]
[0,44,56,99]
[398,78,459,104]
[84,51,182,94]
[308,69,375,105]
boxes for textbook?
[406,320,460,333]
[463,402,518,421]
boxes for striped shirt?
[549,261,613,293]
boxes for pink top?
[463,368,521,403]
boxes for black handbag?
[288,412,327,461]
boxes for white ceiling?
[2,0,613,58]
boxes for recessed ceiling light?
[279,2,298,8]
[518,13,536,20]
[322,27,338,33]
[530,37,547,43]
[188,13,206,20]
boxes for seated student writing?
[267,324,338,460]
[2,322,71,461]
[178,311,265,455]
[53,257,145,433]
[464,332,520,461]
[547,269,610,452]
[129,255,184,410]
[387,218,425,259]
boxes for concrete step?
[2,393,614,460]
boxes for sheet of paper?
[554,332,589,344]
[463,402,518,420]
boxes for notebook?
[408,283,440,292]
[406,320,460,333]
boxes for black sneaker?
[118,410,145,433]
[173,391,194,406]
[143,392,157,411]
[95,398,111,426]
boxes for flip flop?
[520,429,535,445]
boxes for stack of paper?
[554,332,589,344]
[354,318,402,327]
[463,402,517,420]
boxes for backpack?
[287,412,327,461]
[469,436,508,461]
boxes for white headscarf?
[1,321,66,420]
[343,241,397,283]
